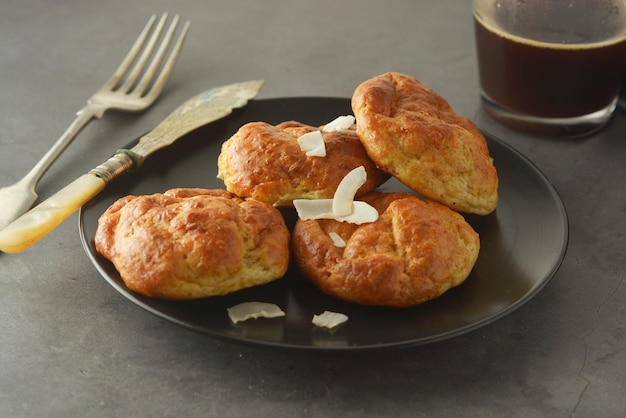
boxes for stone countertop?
[1,1,624,416]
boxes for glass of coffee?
[473,0,626,137]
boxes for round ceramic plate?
[79,97,568,351]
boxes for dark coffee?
[474,13,626,118]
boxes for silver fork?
[0,13,190,230]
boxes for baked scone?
[94,188,290,300]
[217,121,389,206]
[292,192,480,307]
[352,72,498,215]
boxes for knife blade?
[0,80,264,253]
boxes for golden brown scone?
[94,188,290,300]
[292,192,480,307]
[352,72,498,215]
[217,121,389,206]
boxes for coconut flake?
[337,201,378,224]
[227,302,285,324]
[312,311,349,328]
[323,115,355,132]
[293,166,378,224]
[297,130,326,157]
[328,232,346,247]
[293,199,378,224]
[293,199,334,219]
[332,166,366,216]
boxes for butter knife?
[0,80,264,253]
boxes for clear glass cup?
[473,0,626,137]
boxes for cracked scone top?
[352,72,498,215]
[95,188,290,300]
[217,121,389,206]
[292,192,480,307]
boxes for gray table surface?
[1,1,624,417]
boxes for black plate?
[79,97,568,351]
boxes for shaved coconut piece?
[227,302,285,324]
[293,199,378,224]
[329,232,346,247]
[297,130,326,157]
[293,165,378,224]
[312,311,349,329]
[336,201,378,224]
[323,115,355,132]
[293,199,334,219]
[332,166,366,216]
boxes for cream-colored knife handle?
[0,174,106,253]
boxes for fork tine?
[0,14,190,230]
[132,14,181,97]
[117,13,169,93]
[140,19,191,104]
[103,14,159,91]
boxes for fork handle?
[20,104,102,188]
